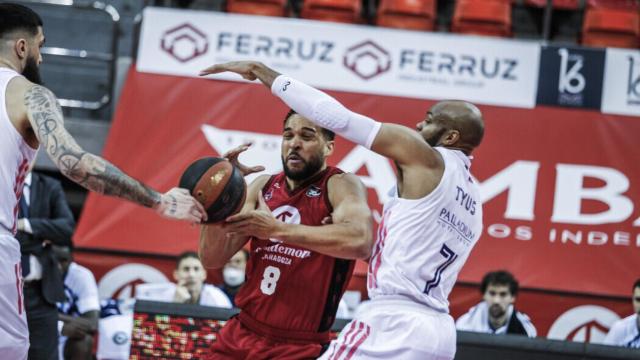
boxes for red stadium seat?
[226,0,288,17]
[524,0,580,10]
[587,0,639,9]
[452,0,512,38]
[376,0,437,31]
[582,7,640,48]
[300,0,362,24]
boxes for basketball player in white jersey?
[201,61,484,360]
[0,4,206,358]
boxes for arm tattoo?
[24,85,160,208]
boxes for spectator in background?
[54,245,99,360]
[136,251,232,308]
[604,279,640,348]
[456,270,536,337]
[17,169,75,360]
[219,249,249,306]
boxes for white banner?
[601,48,640,117]
[137,7,540,109]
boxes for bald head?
[429,100,484,154]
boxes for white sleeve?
[271,75,382,149]
[604,321,624,346]
[455,311,474,331]
[200,285,233,308]
[515,312,537,338]
[76,267,100,314]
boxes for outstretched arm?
[20,82,205,222]
[200,61,441,170]
[224,173,373,259]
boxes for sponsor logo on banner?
[138,7,540,108]
[98,263,168,299]
[343,40,392,80]
[547,305,620,343]
[536,45,605,109]
[161,23,209,63]
[601,48,640,116]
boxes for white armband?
[271,75,382,149]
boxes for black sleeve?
[30,178,75,246]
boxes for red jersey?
[235,166,354,343]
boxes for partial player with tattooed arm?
[201,61,485,360]
[0,4,206,359]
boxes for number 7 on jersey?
[424,244,457,295]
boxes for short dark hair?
[283,109,335,141]
[481,270,519,296]
[634,279,640,292]
[0,3,43,39]
[176,251,200,269]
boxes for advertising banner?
[137,7,540,109]
[74,8,639,341]
[601,48,640,116]
[536,45,606,110]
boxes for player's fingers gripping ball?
[179,157,247,223]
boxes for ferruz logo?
[626,55,640,105]
[536,45,605,109]
[343,40,391,80]
[547,305,620,343]
[112,331,129,345]
[306,185,322,198]
[161,23,208,63]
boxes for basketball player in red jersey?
[199,110,373,359]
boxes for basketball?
[179,157,246,223]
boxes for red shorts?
[204,317,326,360]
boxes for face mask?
[223,267,245,287]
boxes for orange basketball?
[179,157,246,223]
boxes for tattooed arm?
[21,83,206,222]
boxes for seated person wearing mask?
[218,249,249,307]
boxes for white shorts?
[0,235,29,360]
[319,297,456,360]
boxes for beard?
[282,152,324,181]
[489,303,507,319]
[22,56,42,85]
[424,127,447,147]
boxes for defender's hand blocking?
[155,188,207,223]
[199,61,259,80]
[223,142,265,177]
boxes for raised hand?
[223,142,265,177]
[199,61,259,80]
[156,188,207,223]
[199,61,280,88]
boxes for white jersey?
[135,282,232,308]
[604,314,640,348]
[58,262,100,316]
[0,68,38,236]
[58,262,101,360]
[367,147,483,313]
